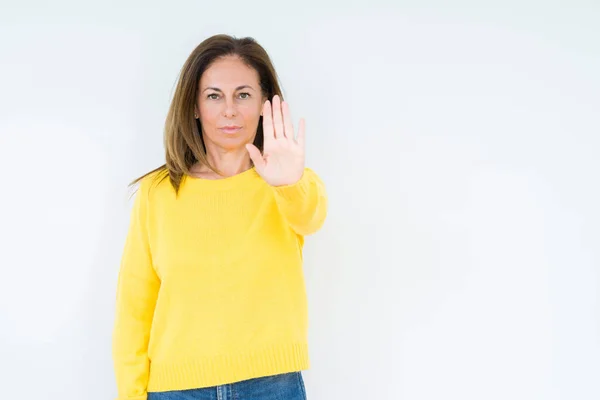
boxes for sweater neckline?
[183,166,262,190]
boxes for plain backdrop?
[0,1,598,399]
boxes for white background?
[0,1,598,399]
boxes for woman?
[112,34,327,400]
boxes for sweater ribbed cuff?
[272,172,311,202]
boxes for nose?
[222,98,237,118]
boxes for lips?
[219,126,242,134]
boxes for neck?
[200,147,253,178]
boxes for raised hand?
[246,95,306,187]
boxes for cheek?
[198,105,219,126]
[238,104,262,122]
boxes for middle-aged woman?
[112,34,328,400]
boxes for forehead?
[199,56,260,89]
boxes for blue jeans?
[147,371,307,400]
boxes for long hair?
[130,34,284,193]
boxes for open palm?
[246,95,306,186]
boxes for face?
[196,55,265,152]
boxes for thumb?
[245,143,266,171]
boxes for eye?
[207,93,219,100]
[239,92,251,99]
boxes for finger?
[245,143,266,172]
[296,118,306,148]
[272,95,285,139]
[282,101,294,142]
[262,100,274,142]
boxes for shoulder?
[141,168,169,190]
[134,168,171,204]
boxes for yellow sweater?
[112,166,327,400]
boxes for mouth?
[219,126,242,134]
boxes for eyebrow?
[202,85,256,93]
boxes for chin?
[204,128,255,151]
[216,136,252,150]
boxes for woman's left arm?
[246,95,328,235]
[272,167,328,235]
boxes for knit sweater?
[111,166,327,400]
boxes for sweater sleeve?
[272,167,328,236]
[112,178,160,400]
